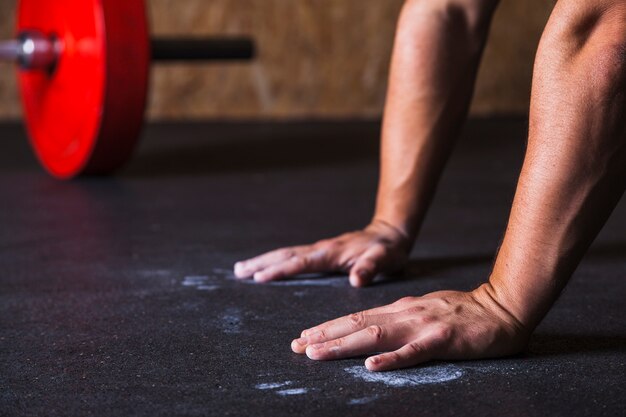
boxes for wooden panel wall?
[0,0,554,120]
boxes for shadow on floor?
[124,121,380,177]
[586,240,626,262]
[528,333,626,356]
[400,254,495,279]
[392,238,626,282]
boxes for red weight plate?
[18,0,150,178]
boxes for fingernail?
[357,269,369,278]
[350,275,363,288]
[309,343,324,350]
[253,272,264,282]
[291,339,305,353]
[234,262,246,277]
[369,356,381,364]
[293,337,307,346]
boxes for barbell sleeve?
[0,40,20,61]
[0,32,58,70]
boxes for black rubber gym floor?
[1,119,624,416]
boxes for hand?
[290,284,529,371]
[233,220,411,287]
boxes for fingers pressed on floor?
[348,258,377,287]
[304,322,410,361]
[252,249,328,282]
[348,244,387,287]
[233,246,305,278]
[292,312,396,353]
[299,303,396,338]
[365,339,434,371]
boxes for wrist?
[370,212,416,241]
[471,282,532,338]
[373,193,431,244]
[367,218,414,253]
[487,238,569,331]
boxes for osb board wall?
[0,0,554,120]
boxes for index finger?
[299,304,397,339]
[298,297,423,340]
[252,248,330,282]
[292,311,396,354]
[234,245,309,278]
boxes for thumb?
[349,245,386,287]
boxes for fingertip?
[305,344,322,360]
[349,271,368,288]
[233,262,247,278]
[291,337,307,354]
[365,355,382,371]
[253,272,268,283]
[349,273,361,287]
[291,339,305,354]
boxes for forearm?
[486,6,626,330]
[374,0,498,241]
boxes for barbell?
[0,0,255,178]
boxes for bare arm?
[291,0,626,371]
[374,0,498,242]
[234,0,499,286]
[485,0,626,329]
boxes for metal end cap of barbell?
[0,31,59,71]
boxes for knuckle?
[406,306,426,315]
[307,329,324,342]
[386,351,402,363]
[355,267,371,279]
[395,296,414,306]
[338,254,357,271]
[420,315,437,324]
[296,255,310,269]
[366,325,385,340]
[436,297,452,308]
[357,257,375,270]
[376,243,390,257]
[406,341,425,356]
[348,312,366,329]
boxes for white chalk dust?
[255,381,293,390]
[276,388,308,396]
[344,364,464,387]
